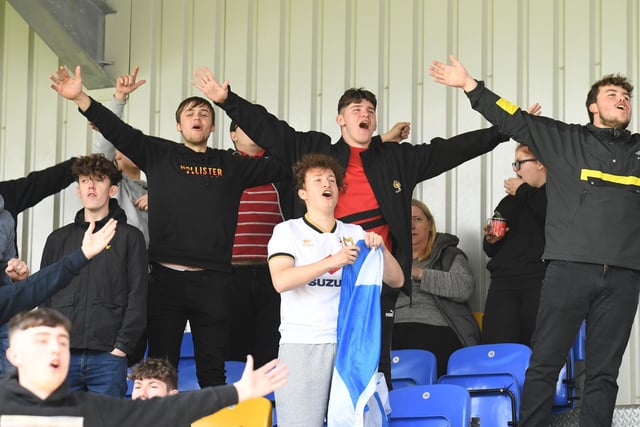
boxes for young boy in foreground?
[0,308,287,426]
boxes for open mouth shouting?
[615,102,629,112]
[359,120,370,130]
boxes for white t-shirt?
[268,216,365,344]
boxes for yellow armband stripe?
[580,169,640,187]
[496,98,520,115]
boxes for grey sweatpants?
[275,343,336,427]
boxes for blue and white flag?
[327,240,389,427]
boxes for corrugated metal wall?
[1,0,639,403]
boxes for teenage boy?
[227,120,409,367]
[130,357,179,400]
[268,153,404,426]
[40,154,147,397]
[49,66,289,388]
[192,66,509,386]
[0,308,288,426]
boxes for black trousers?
[226,264,281,367]
[519,261,640,427]
[392,322,463,377]
[146,263,231,387]
[482,284,542,347]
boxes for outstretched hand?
[49,65,91,110]
[192,67,230,104]
[115,66,147,101]
[49,65,84,101]
[234,355,288,402]
[81,219,117,260]
[429,54,478,92]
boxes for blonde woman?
[393,199,479,376]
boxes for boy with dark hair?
[50,66,289,390]
[40,153,148,397]
[0,308,287,426]
[130,357,179,400]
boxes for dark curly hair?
[293,153,346,193]
[585,74,633,124]
[72,153,122,186]
[129,358,178,391]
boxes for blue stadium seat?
[388,383,471,427]
[438,343,531,426]
[177,332,199,391]
[225,360,246,384]
[572,320,586,361]
[391,349,438,389]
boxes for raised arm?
[0,158,76,219]
[0,219,116,324]
[92,67,146,160]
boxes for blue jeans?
[67,350,128,397]
[519,261,640,427]
[0,323,13,376]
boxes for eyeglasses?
[511,158,537,170]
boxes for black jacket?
[0,371,237,427]
[218,90,508,295]
[0,158,76,256]
[80,99,289,272]
[468,81,640,269]
[40,199,148,356]
[484,183,547,289]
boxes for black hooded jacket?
[0,371,236,426]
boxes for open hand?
[192,67,229,104]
